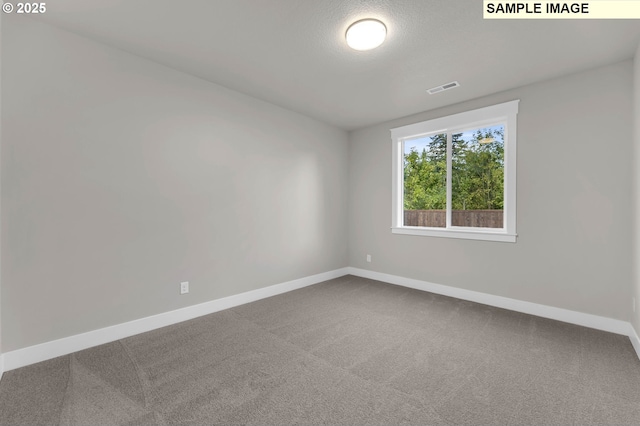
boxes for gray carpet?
[1,275,640,425]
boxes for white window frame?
[391,100,519,243]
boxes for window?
[391,100,518,242]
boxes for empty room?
[1,0,640,424]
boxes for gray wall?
[634,43,640,336]
[1,18,348,352]
[1,15,637,356]
[0,13,3,360]
[348,61,633,321]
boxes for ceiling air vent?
[427,81,460,95]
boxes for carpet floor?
[1,275,640,425]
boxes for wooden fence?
[404,210,503,228]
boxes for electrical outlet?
[180,281,189,295]
[366,254,372,263]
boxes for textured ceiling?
[35,0,640,130]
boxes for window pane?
[451,125,504,228]
[403,133,447,228]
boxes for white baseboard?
[3,266,639,372]
[630,325,640,361]
[347,267,633,337]
[2,267,349,372]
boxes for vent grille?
[427,81,460,95]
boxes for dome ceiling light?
[345,19,387,51]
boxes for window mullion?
[446,132,452,228]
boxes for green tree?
[403,146,445,209]
[456,128,504,210]
[404,127,504,212]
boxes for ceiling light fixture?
[345,19,387,51]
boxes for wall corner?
[633,41,640,341]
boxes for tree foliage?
[403,128,504,211]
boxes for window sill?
[391,226,517,243]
